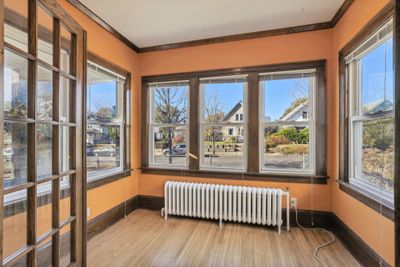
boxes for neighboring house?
[221,101,244,139]
[279,100,309,122]
[86,124,104,144]
[363,99,393,114]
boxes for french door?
[1,0,85,266]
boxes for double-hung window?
[143,61,326,181]
[148,81,189,168]
[86,60,128,181]
[260,70,316,174]
[345,19,394,201]
[199,75,247,170]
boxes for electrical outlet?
[87,207,91,218]
[290,198,297,208]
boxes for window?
[148,81,189,168]
[86,58,130,181]
[260,70,316,174]
[142,61,326,182]
[345,20,394,201]
[199,75,247,170]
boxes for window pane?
[4,0,28,52]
[60,176,71,223]
[37,66,53,120]
[37,124,52,179]
[37,5,53,65]
[201,77,245,124]
[87,125,121,178]
[87,68,123,122]
[150,82,188,124]
[60,230,71,267]
[37,240,52,267]
[151,126,187,167]
[37,181,52,239]
[3,122,28,189]
[60,126,70,172]
[3,189,27,259]
[360,37,394,115]
[4,49,28,117]
[262,76,312,122]
[263,126,311,171]
[360,118,394,193]
[202,126,244,169]
[60,76,71,122]
[60,24,72,74]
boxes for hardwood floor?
[87,209,360,267]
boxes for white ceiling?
[79,0,345,48]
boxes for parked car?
[93,146,116,157]
[3,148,12,161]
[162,144,186,156]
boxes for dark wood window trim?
[86,52,132,190]
[338,1,395,220]
[141,60,328,184]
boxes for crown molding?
[67,0,354,53]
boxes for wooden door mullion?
[27,1,38,266]
[69,33,78,264]
[52,17,61,267]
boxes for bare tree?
[154,87,187,163]
[204,92,225,165]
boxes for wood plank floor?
[87,209,360,267]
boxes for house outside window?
[199,76,247,170]
[260,70,316,174]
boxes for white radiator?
[163,181,290,233]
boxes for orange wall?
[139,29,334,212]
[330,0,394,264]
[59,0,141,220]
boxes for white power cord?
[294,203,336,267]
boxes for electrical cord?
[294,203,336,267]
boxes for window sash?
[86,123,124,181]
[198,76,248,170]
[148,124,189,168]
[199,124,247,171]
[148,82,190,125]
[86,61,126,181]
[259,72,316,174]
[347,32,394,198]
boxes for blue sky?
[203,83,243,114]
[361,37,394,106]
[87,81,117,113]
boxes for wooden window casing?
[142,60,327,184]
